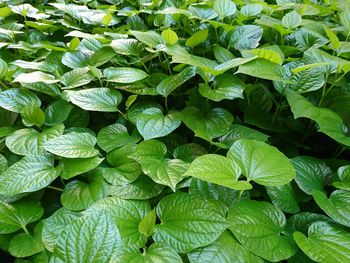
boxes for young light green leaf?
[138,209,156,238]
[104,67,148,83]
[63,88,122,112]
[185,154,251,190]
[44,132,99,158]
[153,192,228,253]
[228,139,296,186]
[228,200,298,262]
[0,155,58,195]
[293,221,350,263]
[136,108,181,140]
[185,29,208,48]
[161,29,178,45]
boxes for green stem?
[47,186,64,192]
[21,224,30,235]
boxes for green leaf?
[156,67,196,97]
[138,209,156,238]
[0,154,7,174]
[0,155,58,195]
[266,183,300,214]
[51,211,121,263]
[21,102,45,127]
[313,190,350,227]
[181,107,233,140]
[173,143,207,163]
[286,89,350,147]
[44,132,99,158]
[237,58,291,82]
[199,74,245,102]
[104,67,148,83]
[0,199,43,234]
[86,197,150,248]
[103,144,142,184]
[161,29,178,45]
[188,231,263,263]
[110,39,142,56]
[9,224,44,258]
[282,11,302,29]
[61,174,108,211]
[0,88,40,113]
[0,58,8,79]
[229,25,263,50]
[291,156,332,194]
[112,243,182,263]
[5,124,64,156]
[293,221,350,263]
[185,29,208,48]
[130,140,189,191]
[45,100,73,126]
[228,200,298,262]
[228,139,296,186]
[130,30,165,48]
[63,88,122,112]
[214,0,236,18]
[61,67,94,89]
[58,156,104,180]
[108,175,165,200]
[13,71,59,84]
[97,123,139,152]
[218,124,269,148]
[61,51,90,69]
[185,154,252,190]
[240,4,262,17]
[153,192,228,253]
[42,208,80,252]
[136,108,181,140]
[333,165,350,190]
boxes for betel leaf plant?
[0,0,349,262]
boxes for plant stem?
[47,186,64,192]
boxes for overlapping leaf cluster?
[0,0,350,262]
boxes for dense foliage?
[0,0,350,262]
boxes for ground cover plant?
[0,0,350,262]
